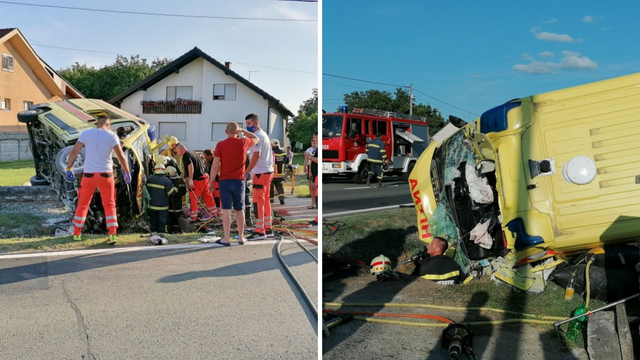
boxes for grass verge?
[0,160,35,186]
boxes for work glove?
[64,170,75,182]
[123,171,132,185]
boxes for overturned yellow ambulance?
[410,72,640,269]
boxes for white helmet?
[165,166,178,178]
[370,254,392,275]
[154,163,166,174]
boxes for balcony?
[141,99,202,114]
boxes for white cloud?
[521,53,534,61]
[583,15,593,23]
[558,51,598,70]
[540,19,558,24]
[513,61,558,74]
[513,51,597,74]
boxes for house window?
[1,98,11,111]
[213,84,236,100]
[166,86,193,101]
[2,54,13,72]
[210,122,243,141]
[23,101,33,110]
[159,122,187,141]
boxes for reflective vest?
[417,255,463,285]
[168,176,186,213]
[366,137,387,163]
[147,174,178,211]
[272,146,287,177]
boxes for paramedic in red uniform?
[65,114,131,245]
[174,143,219,221]
[245,113,275,240]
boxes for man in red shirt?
[209,121,259,245]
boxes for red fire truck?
[322,108,429,183]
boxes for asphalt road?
[0,241,318,360]
[322,177,413,216]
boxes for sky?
[322,0,640,122]
[0,0,318,114]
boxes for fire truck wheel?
[352,163,370,184]
[400,161,415,182]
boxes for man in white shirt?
[65,114,131,245]
[245,113,275,240]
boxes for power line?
[323,73,406,88]
[323,72,480,117]
[413,88,479,117]
[0,1,317,21]
[31,43,316,74]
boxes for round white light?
[562,156,597,185]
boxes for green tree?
[59,55,172,101]
[339,87,447,134]
[289,90,319,147]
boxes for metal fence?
[0,138,33,162]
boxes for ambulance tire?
[352,163,370,184]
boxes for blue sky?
[0,0,318,114]
[322,1,640,121]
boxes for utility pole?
[409,84,413,115]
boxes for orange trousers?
[189,174,218,220]
[73,173,117,236]
[252,172,274,234]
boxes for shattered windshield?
[322,115,344,138]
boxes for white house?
[110,47,293,151]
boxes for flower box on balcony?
[141,99,202,114]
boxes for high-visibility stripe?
[74,223,84,228]
[167,187,178,195]
[421,270,460,281]
[149,205,169,210]
[148,183,165,189]
[106,215,117,220]
[370,261,391,267]
[368,159,383,163]
[74,216,86,221]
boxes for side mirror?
[449,115,467,128]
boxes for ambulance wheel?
[30,175,49,186]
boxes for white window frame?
[1,98,11,111]
[159,122,187,141]
[210,122,243,141]
[23,101,33,110]
[213,84,236,101]
[166,86,193,101]
[2,54,13,72]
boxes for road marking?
[324,203,415,218]
[342,184,402,190]
[0,240,312,260]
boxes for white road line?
[323,203,415,218]
[0,240,312,260]
[342,184,401,190]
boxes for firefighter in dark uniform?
[366,132,388,188]
[146,163,178,234]
[412,237,464,285]
[270,139,288,205]
[165,165,186,233]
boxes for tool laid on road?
[441,323,478,360]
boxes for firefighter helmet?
[154,163,166,174]
[165,166,178,178]
[168,136,179,149]
[370,254,392,275]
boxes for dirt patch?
[0,202,68,238]
[323,273,589,360]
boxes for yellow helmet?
[165,166,178,177]
[168,136,179,149]
[370,254,392,275]
[154,163,166,174]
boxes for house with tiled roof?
[0,28,83,134]
[110,47,294,151]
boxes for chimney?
[224,61,231,69]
